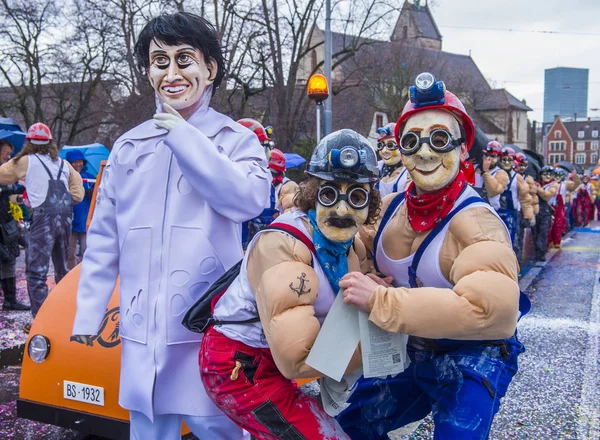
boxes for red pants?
[199,327,349,440]
[549,202,566,246]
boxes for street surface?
[1,224,599,439]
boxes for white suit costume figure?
[72,86,270,438]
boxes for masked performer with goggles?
[71,12,271,440]
[549,168,579,249]
[496,147,533,257]
[533,166,558,261]
[269,148,299,215]
[376,123,410,197]
[479,140,509,209]
[195,129,379,439]
[336,73,527,439]
[573,174,594,227]
[514,153,538,260]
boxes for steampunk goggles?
[399,128,464,156]
[376,140,399,151]
[317,184,370,209]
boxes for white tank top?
[507,170,521,211]
[375,186,506,288]
[543,182,556,206]
[213,209,337,348]
[25,154,70,208]
[473,164,483,188]
[379,167,409,198]
[488,167,503,210]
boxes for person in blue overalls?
[66,150,95,269]
[336,73,528,439]
[376,122,409,198]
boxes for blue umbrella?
[283,153,306,170]
[59,143,110,178]
[0,118,26,154]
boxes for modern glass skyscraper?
[544,67,589,122]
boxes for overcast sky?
[426,0,600,123]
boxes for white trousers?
[130,410,250,440]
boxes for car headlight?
[28,335,50,363]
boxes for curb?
[0,343,24,367]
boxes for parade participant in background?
[191,129,378,439]
[497,147,533,257]
[566,173,576,231]
[237,119,280,248]
[376,122,410,197]
[66,150,95,269]
[573,174,593,227]
[71,12,270,440]
[514,152,537,262]
[269,148,299,214]
[0,140,29,312]
[0,124,83,333]
[549,168,580,248]
[482,140,509,210]
[534,166,558,261]
[335,73,526,439]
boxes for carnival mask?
[541,172,553,183]
[376,139,402,167]
[517,163,528,175]
[401,110,467,193]
[316,181,370,242]
[148,40,216,117]
[583,176,590,183]
[499,156,514,172]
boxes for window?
[575,153,586,164]
[592,153,598,164]
[593,141,599,150]
[549,154,566,164]
[593,130,598,137]
[577,142,585,151]
[549,142,555,151]
[403,26,408,39]
[310,50,317,71]
[560,142,566,150]
[555,130,561,138]
[376,114,383,129]
[578,130,585,138]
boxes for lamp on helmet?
[395,74,474,151]
[306,129,379,183]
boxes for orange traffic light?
[307,73,329,103]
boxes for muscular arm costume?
[526,176,539,215]
[247,222,362,379]
[517,173,533,221]
[0,156,84,203]
[482,168,509,197]
[565,173,581,192]
[537,181,558,202]
[363,195,519,341]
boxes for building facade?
[543,67,589,123]
[543,116,600,169]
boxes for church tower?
[391,0,442,51]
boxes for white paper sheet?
[358,311,410,378]
[306,292,360,382]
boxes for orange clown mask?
[400,109,468,193]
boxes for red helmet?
[394,90,475,151]
[485,140,502,156]
[377,123,396,142]
[515,152,528,165]
[237,118,271,143]
[501,146,516,158]
[26,122,52,145]
[269,148,286,172]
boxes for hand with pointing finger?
[154,103,184,132]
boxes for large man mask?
[400,109,468,193]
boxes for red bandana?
[272,174,283,186]
[405,171,467,233]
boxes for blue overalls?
[336,193,529,440]
[241,184,278,249]
[496,172,518,245]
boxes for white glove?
[153,103,184,131]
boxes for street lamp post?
[307,73,330,143]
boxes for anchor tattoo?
[290,272,311,297]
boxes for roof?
[393,1,442,41]
[475,89,532,112]
[563,120,600,141]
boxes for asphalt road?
[1,225,599,439]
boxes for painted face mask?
[400,110,466,192]
[499,156,514,172]
[148,40,215,115]
[315,181,370,243]
[541,172,553,183]
[376,139,402,167]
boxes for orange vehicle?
[17,162,315,438]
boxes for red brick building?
[544,116,600,169]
